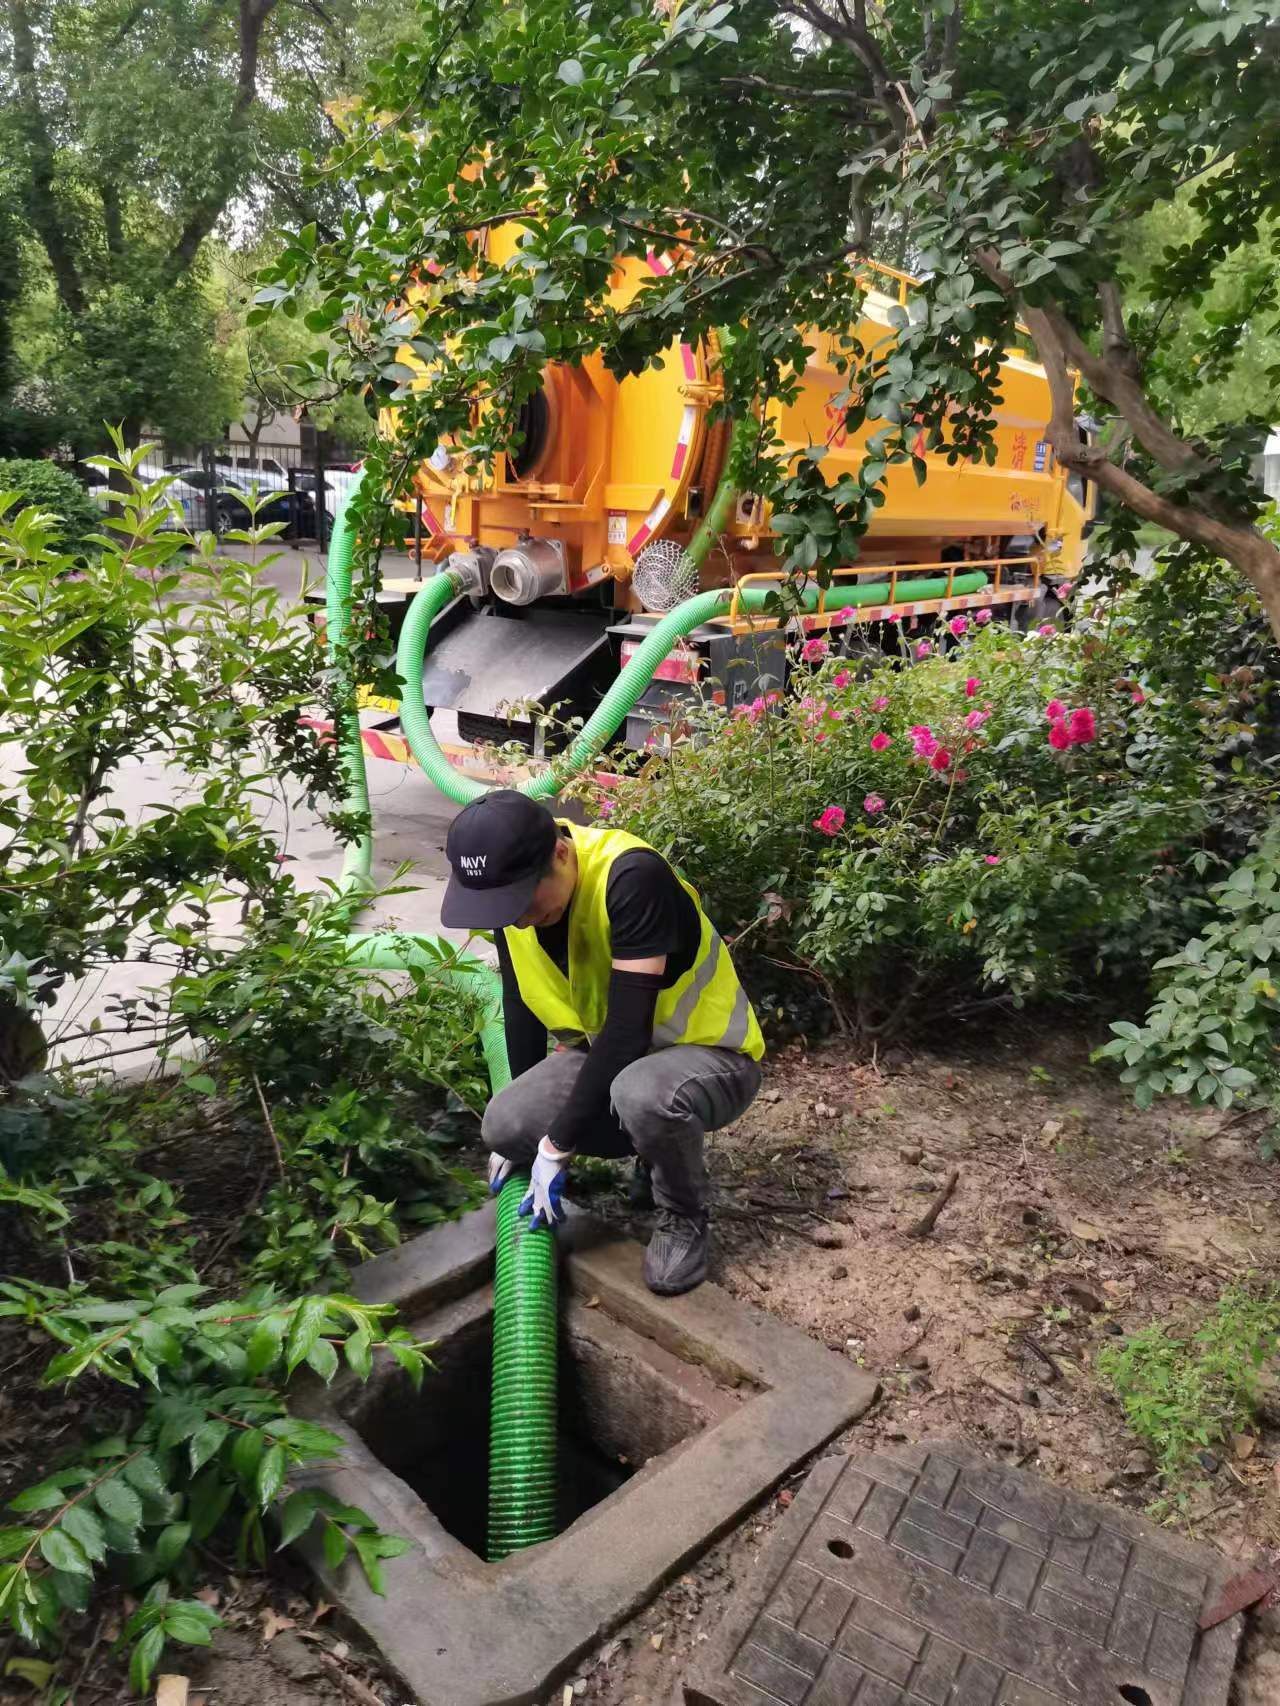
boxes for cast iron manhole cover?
[685,1443,1241,1706]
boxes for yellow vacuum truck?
[366,244,1094,755]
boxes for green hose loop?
[323,481,374,895]
[394,567,988,805]
[488,1174,559,1559]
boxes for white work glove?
[488,1153,515,1195]
[518,1137,572,1231]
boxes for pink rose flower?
[964,709,988,731]
[802,637,828,662]
[984,854,1000,866]
[954,768,969,783]
[974,609,992,626]
[863,793,886,815]
[1131,688,1145,705]
[949,615,969,637]
[873,695,890,710]
[1038,623,1056,637]
[964,677,980,698]
[832,670,852,689]
[929,747,953,772]
[1048,719,1071,751]
[837,605,854,622]
[914,640,933,659]
[1055,582,1073,600]
[1067,706,1096,745]
[813,806,846,836]
[1045,699,1067,721]
[600,798,615,817]
[870,731,892,752]
[911,728,938,759]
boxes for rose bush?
[608,578,1278,1036]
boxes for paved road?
[40,541,478,1071]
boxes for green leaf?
[164,1612,215,1646]
[305,1337,339,1383]
[231,1427,266,1483]
[61,1504,108,1564]
[39,1528,91,1576]
[0,1528,37,1560]
[95,1476,144,1530]
[284,1298,328,1376]
[256,1443,287,1508]
[129,1624,165,1696]
[276,1491,319,1549]
[245,1315,286,1377]
[153,1521,191,1574]
[189,1420,231,1475]
[123,1454,170,1503]
[322,1521,347,1571]
[9,1479,71,1514]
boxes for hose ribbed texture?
[325,479,557,1562]
[488,1176,558,1558]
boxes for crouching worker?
[441,790,764,1295]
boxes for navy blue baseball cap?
[441,790,559,928]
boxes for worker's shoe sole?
[643,1211,709,1296]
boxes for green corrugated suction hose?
[392,563,988,806]
[344,934,557,1558]
[325,486,559,1561]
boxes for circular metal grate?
[632,539,700,612]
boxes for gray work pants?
[482,1045,763,1218]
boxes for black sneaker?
[626,1159,655,1210]
[643,1211,709,1296]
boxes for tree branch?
[8,0,86,316]
[166,0,280,281]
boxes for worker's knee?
[610,1059,681,1153]
[481,1083,543,1163]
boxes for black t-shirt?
[494,843,702,1154]
[531,848,699,984]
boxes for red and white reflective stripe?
[670,404,698,481]
[627,493,671,557]
[422,506,444,537]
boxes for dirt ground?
[9,1019,1279,1706]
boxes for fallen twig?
[907,1169,959,1238]
[1017,1333,1064,1383]
[318,1650,386,1706]
[252,1071,286,1182]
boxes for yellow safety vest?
[504,822,765,1061]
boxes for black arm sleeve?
[545,969,663,1154]
[495,930,548,1082]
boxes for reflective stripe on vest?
[503,822,765,1062]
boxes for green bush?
[607,579,1277,1034]
[1097,1285,1280,1486]
[1096,834,1280,1124]
[0,457,98,551]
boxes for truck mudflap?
[419,605,613,749]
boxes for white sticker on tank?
[607,512,627,545]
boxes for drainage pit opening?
[1117,1691,1152,1706]
[342,1302,707,1559]
[827,1538,855,1560]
